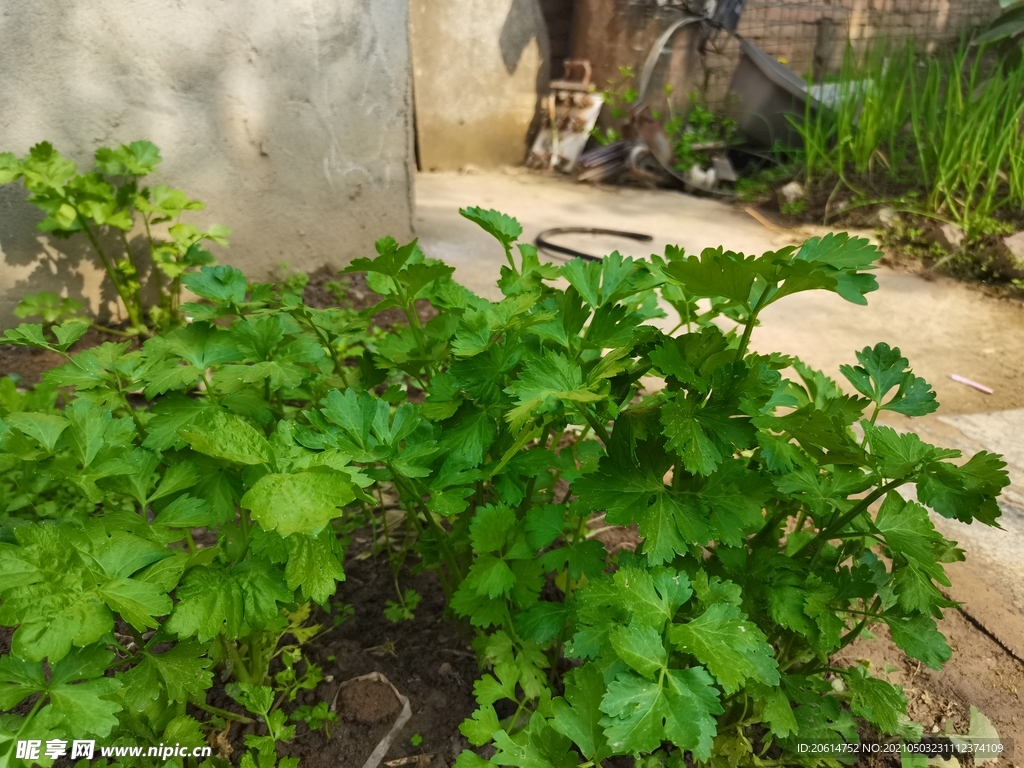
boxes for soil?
[837,610,1024,767]
[337,678,402,725]
[303,267,438,330]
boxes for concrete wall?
[0,0,414,328]
[410,0,550,171]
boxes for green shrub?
[0,206,1007,768]
[0,266,377,766]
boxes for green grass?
[793,39,1024,243]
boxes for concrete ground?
[414,169,1024,653]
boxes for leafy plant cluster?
[0,141,230,337]
[663,90,738,174]
[0,257,383,766]
[0,193,1008,768]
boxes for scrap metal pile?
[527,0,818,198]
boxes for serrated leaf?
[241,468,356,536]
[524,504,565,550]
[612,566,692,631]
[505,350,603,430]
[182,265,247,305]
[470,504,517,553]
[285,530,345,604]
[610,625,666,679]
[884,615,951,670]
[132,641,213,703]
[599,667,721,759]
[670,603,780,694]
[574,457,710,563]
[97,577,172,631]
[234,558,293,628]
[847,669,907,735]
[514,602,566,643]
[165,566,243,641]
[460,704,502,746]
[550,665,609,761]
[465,554,516,598]
[916,451,1008,526]
[4,412,68,453]
[460,207,523,252]
[178,410,271,465]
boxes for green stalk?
[794,476,907,557]
[221,634,252,684]
[77,215,146,333]
[734,288,770,363]
[192,700,256,725]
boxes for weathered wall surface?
[410,0,549,170]
[0,0,414,328]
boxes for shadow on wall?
[0,184,133,323]
[501,0,547,73]
[501,0,552,157]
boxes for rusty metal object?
[527,59,605,172]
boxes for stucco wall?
[0,0,414,328]
[410,0,549,171]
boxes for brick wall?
[704,0,1000,105]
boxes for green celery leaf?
[47,646,124,736]
[916,451,1008,526]
[4,412,68,453]
[846,668,907,735]
[241,468,356,536]
[505,350,603,431]
[234,558,293,628]
[128,641,213,704]
[884,615,951,670]
[285,529,346,604]
[464,554,516,598]
[514,602,566,643]
[460,207,522,252]
[550,664,609,761]
[610,625,666,679]
[460,705,502,746]
[599,667,722,759]
[165,566,244,641]
[669,602,780,694]
[470,504,517,553]
[182,265,248,305]
[177,409,271,465]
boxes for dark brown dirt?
[218,535,479,768]
[337,678,401,725]
[303,267,438,330]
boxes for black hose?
[535,227,654,262]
